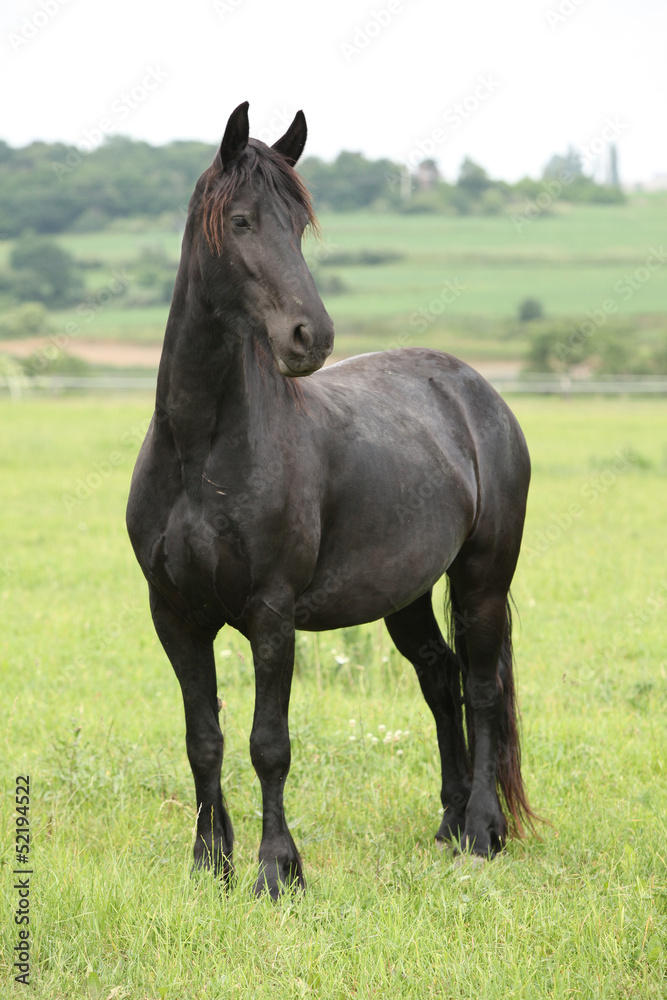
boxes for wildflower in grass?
[349,719,356,726]
[220,649,232,658]
[378,724,386,732]
[335,654,349,665]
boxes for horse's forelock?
[199,142,318,255]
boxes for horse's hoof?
[436,814,466,845]
[254,861,305,900]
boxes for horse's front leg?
[247,599,303,898]
[149,585,234,883]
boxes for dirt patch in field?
[0,337,521,378]
[0,338,162,368]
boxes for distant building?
[415,158,440,192]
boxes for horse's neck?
[156,311,286,483]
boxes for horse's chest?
[147,492,252,627]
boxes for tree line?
[0,136,624,237]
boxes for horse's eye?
[232,216,250,230]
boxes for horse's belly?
[295,506,469,630]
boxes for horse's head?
[192,102,334,377]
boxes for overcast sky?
[1,0,664,184]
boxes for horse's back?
[310,347,528,489]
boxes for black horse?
[127,102,535,898]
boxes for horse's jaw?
[275,356,324,378]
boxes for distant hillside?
[0,136,624,238]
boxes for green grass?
[311,198,667,323]
[1,396,666,998]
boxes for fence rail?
[0,375,157,398]
[2,373,667,397]
[489,374,667,395]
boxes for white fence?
[489,374,667,395]
[0,375,157,399]
[2,373,667,398]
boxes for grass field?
[1,394,666,998]
[3,194,667,367]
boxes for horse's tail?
[447,586,538,839]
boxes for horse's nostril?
[293,323,312,354]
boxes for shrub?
[518,298,544,322]
[0,302,50,339]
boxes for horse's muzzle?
[270,316,334,377]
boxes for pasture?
[1,394,666,998]
[4,193,667,367]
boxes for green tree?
[543,146,583,180]
[298,152,402,211]
[457,157,491,199]
[9,234,85,307]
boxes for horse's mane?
[200,140,319,255]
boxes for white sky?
[1,0,664,184]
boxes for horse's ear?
[219,101,250,168]
[272,110,307,167]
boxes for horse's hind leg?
[447,547,532,857]
[149,585,234,883]
[385,590,471,843]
